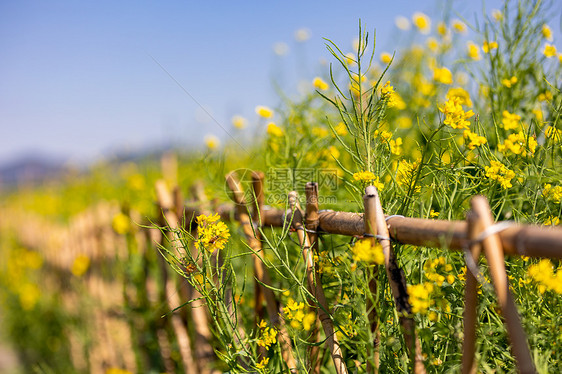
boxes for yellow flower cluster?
[112,212,131,235]
[501,76,518,88]
[466,41,481,60]
[497,132,537,156]
[439,97,475,129]
[412,12,431,34]
[196,213,230,253]
[255,105,274,118]
[432,66,453,85]
[408,282,434,314]
[267,122,284,137]
[283,299,316,330]
[312,77,329,91]
[71,254,91,277]
[204,135,220,150]
[463,130,487,150]
[336,311,358,340]
[542,184,562,204]
[528,259,562,294]
[232,115,247,129]
[257,320,277,348]
[446,87,473,107]
[482,40,498,53]
[545,126,562,141]
[542,24,553,41]
[353,171,384,190]
[256,357,269,370]
[485,161,515,189]
[423,257,455,287]
[501,110,521,130]
[352,239,385,265]
[380,81,405,108]
[545,216,560,226]
[396,159,420,192]
[543,44,557,58]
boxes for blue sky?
[1,0,552,165]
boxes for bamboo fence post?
[462,211,481,374]
[288,191,348,374]
[470,196,537,374]
[364,186,425,373]
[251,172,266,324]
[225,172,297,372]
[363,188,381,373]
[304,182,322,374]
[170,183,217,373]
[155,180,199,374]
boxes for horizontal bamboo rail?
[181,204,562,259]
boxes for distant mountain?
[0,154,66,187]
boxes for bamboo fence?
[2,163,562,373]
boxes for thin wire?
[148,53,250,155]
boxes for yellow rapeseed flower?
[463,130,487,150]
[353,171,384,190]
[397,116,412,129]
[256,320,277,348]
[491,9,503,22]
[204,135,220,150]
[352,239,385,265]
[112,212,131,235]
[312,77,329,91]
[542,24,553,41]
[528,259,562,294]
[485,161,515,189]
[433,66,453,85]
[256,357,269,370]
[498,132,537,156]
[543,44,557,58]
[71,255,91,277]
[412,12,431,34]
[538,91,553,102]
[255,105,274,118]
[467,41,481,60]
[446,87,473,107]
[333,122,348,136]
[196,213,230,253]
[232,115,247,129]
[545,216,560,226]
[389,137,403,155]
[501,76,518,88]
[380,81,404,108]
[426,38,439,52]
[439,97,474,129]
[380,52,392,64]
[267,122,284,137]
[543,184,562,204]
[501,110,521,130]
[482,41,498,53]
[437,22,448,37]
[408,282,434,314]
[452,19,467,33]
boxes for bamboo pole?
[470,196,537,374]
[304,183,323,374]
[225,172,297,373]
[155,180,199,374]
[181,205,562,259]
[364,186,425,373]
[288,191,348,374]
[462,211,480,374]
[363,188,380,373]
